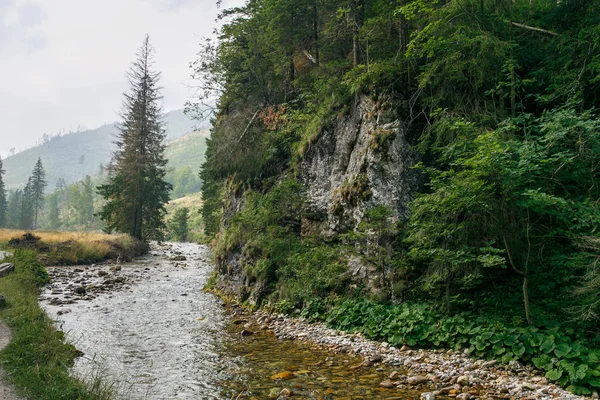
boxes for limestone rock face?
[298,94,421,234]
[215,95,422,304]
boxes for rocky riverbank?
[38,244,207,310]
[35,243,591,399]
[228,305,589,400]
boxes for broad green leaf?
[554,343,571,358]
[546,368,563,381]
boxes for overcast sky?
[0,0,241,156]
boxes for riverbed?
[39,243,435,399]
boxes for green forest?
[195,0,600,394]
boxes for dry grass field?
[0,229,143,265]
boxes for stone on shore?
[407,376,428,385]
[0,263,15,278]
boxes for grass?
[0,250,115,399]
[0,229,143,265]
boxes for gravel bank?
[244,310,590,400]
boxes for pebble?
[408,376,429,385]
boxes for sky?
[0,0,242,156]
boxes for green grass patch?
[0,250,115,400]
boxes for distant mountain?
[3,109,207,190]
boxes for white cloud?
[0,0,243,155]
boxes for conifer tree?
[20,177,34,229]
[98,36,172,243]
[7,190,22,229]
[45,192,61,230]
[30,158,47,229]
[0,157,6,228]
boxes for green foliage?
[196,0,600,394]
[5,190,22,229]
[408,108,600,319]
[326,299,600,395]
[214,178,349,305]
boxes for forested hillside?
[197,0,600,394]
[165,130,209,199]
[3,109,202,190]
[1,130,209,233]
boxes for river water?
[40,243,428,399]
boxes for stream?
[39,243,430,399]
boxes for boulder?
[456,375,470,386]
[74,286,87,295]
[380,379,395,388]
[0,263,15,278]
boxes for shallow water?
[40,243,430,399]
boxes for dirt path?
[0,322,21,400]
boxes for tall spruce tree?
[0,157,6,228]
[98,36,171,242]
[30,158,47,229]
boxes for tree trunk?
[352,0,365,67]
[399,15,408,53]
[510,63,517,117]
[523,275,533,325]
[313,0,320,66]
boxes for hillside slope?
[165,130,209,199]
[3,109,204,190]
[165,130,209,171]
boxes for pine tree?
[98,36,172,243]
[20,177,34,229]
[7,190,22,229]
[0,157,7,228]
[45,192,61,230]
[29,158,47,229]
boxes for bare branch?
[511,22,559,36]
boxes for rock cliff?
[215,94,421,303]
